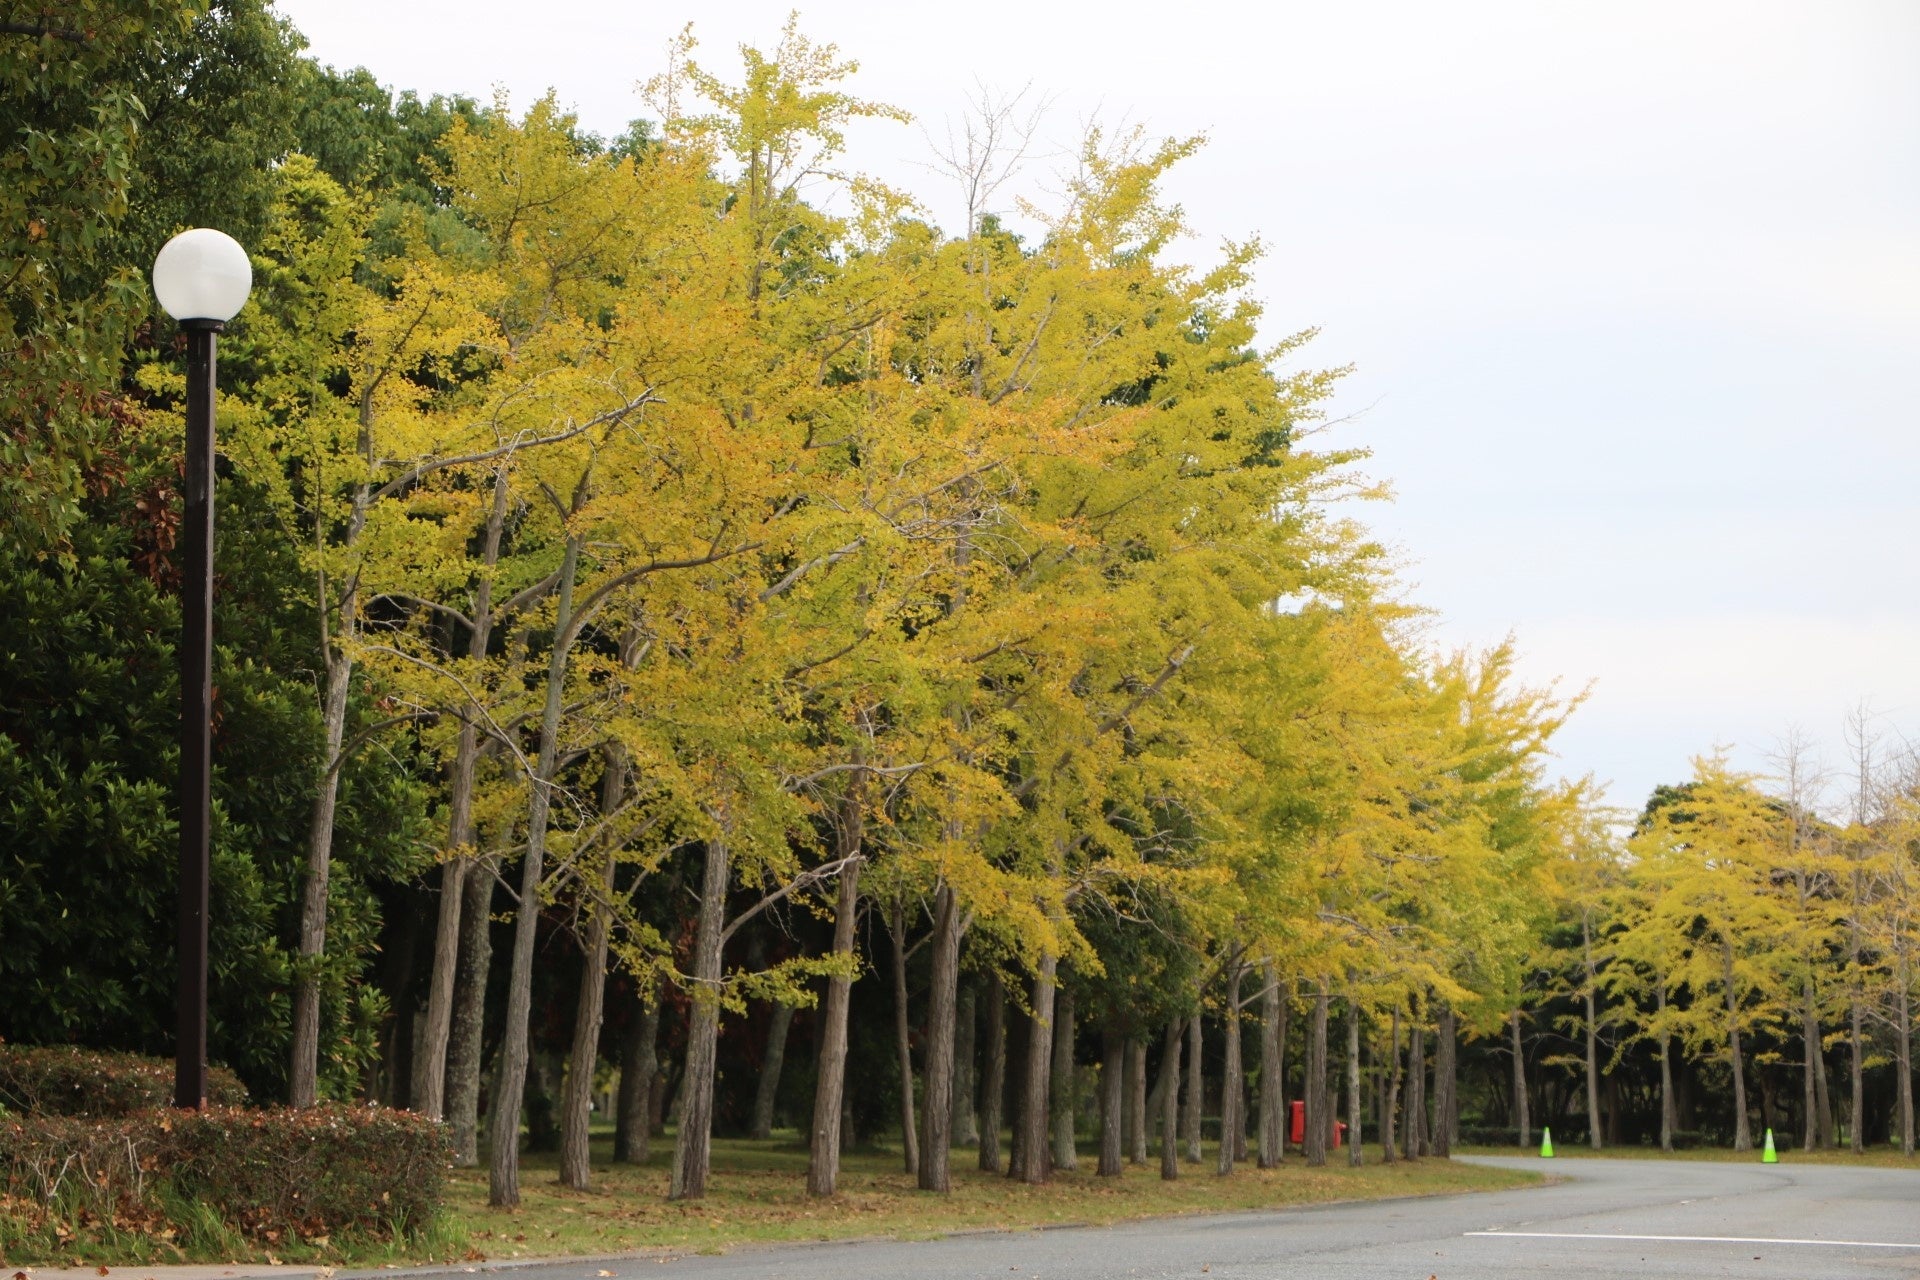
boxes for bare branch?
[562,540,763,647]
[324,711,440,781]
[760,536,866,603]
[369,592,474,633]
[368,391,656,504]
[1,21,85,41]
[783,759,930,791]
[722,855,863,945]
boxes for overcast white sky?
[277,0,1920,816]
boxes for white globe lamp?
[151,228,252,323]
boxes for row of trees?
[12,2,1917,1224]
[233,21,1590,1208]
[2,1,1584,1201]
[1528,725,1920,1159]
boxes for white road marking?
[1467,1231,1920,1250]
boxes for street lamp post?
[151,228,251,1110]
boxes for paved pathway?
[434,1156,1920,1280]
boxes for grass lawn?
[1455,1139,1920,1168]
[430,1133,1539,1265]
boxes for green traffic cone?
[1762,1129,1778,1163]
[1540,1126,1554,1158]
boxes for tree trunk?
[1009,1006,1026,1176]
[978,973,1006,1172]
[806,778,864,1196]
[1433,1002,1456,1158]
[1510,1008,1530,1149]
[1373,1065,1383,1157]
[1097,1027,1123,1176]
[1257,963,1284,1167]
[1051,981,1078,1171]
[415,851,470,1119]
[1814,1031,1836,1149]
[445,852,496,1167]
[749,1002,795,1141]
[414,468,509,1119]
[654,1046,677,1135]
[1346,995,1362,1167]
[888,898,919,1178]
[1297,990,1328,1166]
[1849,976,1864,1154]
[1576,912,1599,1152]
[1182,1012,1203,1164]
[668,829,731,1200]
[487,535,581,1207]
[1128,1038,1149,1164]
[1010,955,1056,1183]
[1801,973,1824,1150]
[1304,984,1328,1167]
[1898,952,1915,1158]
[1725,942,1752,1153]
[1654,983,1674,1153]
[524,1051,559,1152]
[559,736,629,1188]
[953,982,978,1147]
[1730,1025,1752,1153]
[1383,1007,1400,1163]
[558,848,616,1188]
[1143,1041,1167,1149]
[289,641,355,1108]
[615,994,659,1164]
[918,884,960,1192]
[1405,1017,1425,1159]
[1759,1050,1780,1138]
[1216,966,1243,1175]
[1234,1049,1250,1163]
[1159,1017,1181,1180]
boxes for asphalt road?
[416,1155,1920,1280]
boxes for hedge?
[0,1104,449,1244]
[0,1045,248,1117]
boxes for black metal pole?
[176,318,222,1111]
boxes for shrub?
[0,1045,248,1117]
[0,1112,160,1250]
[164,1105,449,1238]
[0,1103,448,1251]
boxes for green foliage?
[0,0,300,555]
[115,0,304,254]
[0,507,303,1089]
[1070,885,1205,1033]
[285,60,491,269]
[287,63,480,208]
[0,1,181,553]
[0,454,431,1099]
